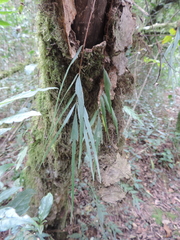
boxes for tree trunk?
[25,0,135,232]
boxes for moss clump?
[176,111,180,133]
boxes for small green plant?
[152,208,163,225]
[152,208,177,225]
[90,186,122,240]
[68,185,122,240]
[0,189,53,240]
[158,148,174,168]
[120,180,144,210]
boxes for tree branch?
[143,21,178,30]
[0,58,37,80]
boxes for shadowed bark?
[72,0,107,48]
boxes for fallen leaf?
[163,224,172,238]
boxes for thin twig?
[79,0,97,74]
[124,51,160,132]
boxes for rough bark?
[25,0,136,233]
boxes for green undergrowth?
[152,207,178,225]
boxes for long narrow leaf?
[0,111,41,125]
[84,127,94,180]
[45,93,76,147]
[0,87,58,108]
[59,46,82,95]
[41,105,76,166]
[71,111,79,142]
[56,75,78,115]
[111,108,119,135]
[84,108,101,182]
[0,0,11,3]
[55,46,82,113]
[0,19,10,26]
[90,110,99,127]
[16,146,28,170]
[102,93,111,113]
[94,115,103,152]
[100,96,108,134]
[70,112,78,221]
[75,76,85,168]
[103,69,111,105]
[71,139,76,221]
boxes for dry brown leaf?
[163,224,172,238]
[102,153,131,187]
[99,185,126,204]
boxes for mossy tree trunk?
[25,0,135,231]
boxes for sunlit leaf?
[18,4,24,14]
[75,76,84,167]
[144,57,160,64]
[169,28,176,36]
[0,87,58,108]
[0,127,11,136]
[16,146,28,170]
[0,19,10,26]
[0,11,16,14]
[0,207,36,232]
[38,193,53,221]
[0,111,41,125]
[0,0,10,3]
[0,87,8,90]
[162,35,172,44]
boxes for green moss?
[176,111,180,133]
[24,8,73,197]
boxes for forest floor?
[64,88,180,240]
[0,87,180,240]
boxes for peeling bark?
[25,0,136,233]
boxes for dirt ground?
[64,88,180,240]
